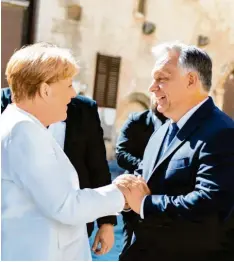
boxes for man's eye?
[158,78,167,82]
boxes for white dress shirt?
[140,98,209,219]
[1,104,125,261]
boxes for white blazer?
[1,104,125,261]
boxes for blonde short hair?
[5,42,79,102]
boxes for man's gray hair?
[152,41,212,91]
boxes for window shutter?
[93,53,121,108]
[137,0,146,15]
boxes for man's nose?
[148,82,160,92]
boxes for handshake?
[113,174,151,214]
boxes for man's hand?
[113,174,139,187]
[113,174,138,209]
[113,174,151,213]
[125,176,151,214]
[92,224,114,255]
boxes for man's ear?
[187,72,198,89]
[39,82,51,100]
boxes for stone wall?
[34,0,234,154]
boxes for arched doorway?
[115,92,150,135]
[222,71,234,119]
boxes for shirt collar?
[171,97,209,129]
[10,103,47,130]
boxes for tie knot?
[169,122,179,134]
[167,123,179,146]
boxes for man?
[119,42,234,260]
[116,106,167,254]
[1,89,117,256]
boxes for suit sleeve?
[116,114,142,172]
[8,122,125,226]
[143,128,234,221]
[86,101,117,227]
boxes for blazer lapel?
[153,131,185,171]
[148,97,215,182]
[144,121,170,183]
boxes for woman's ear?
[39,82,51,100]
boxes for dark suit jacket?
[1,88,116,236]
[121,98,234,261]
[116,110,166,173]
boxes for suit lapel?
[153,131,185,172]
[144,121,170,182]
[147,97,215,182]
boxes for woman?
[1,43,128,261]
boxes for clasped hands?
[113,174,151,214]
[91,175,150,256]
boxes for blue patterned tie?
[166,122,179,147]
[155,122,179,164]
[160,122,179,157]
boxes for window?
[93,53,121,108]
[137,0,146,15]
